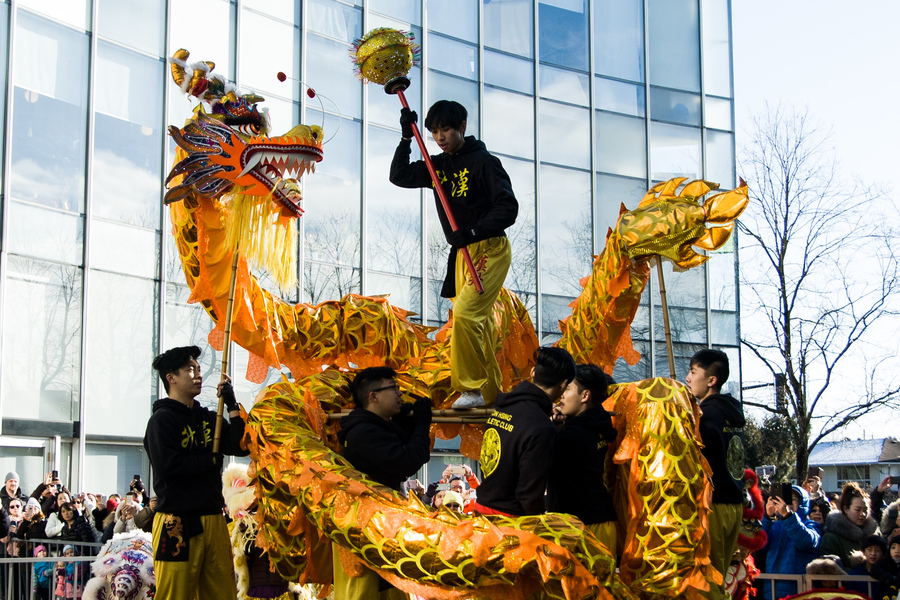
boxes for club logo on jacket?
[180,421,212,449]
[480,428,501,478]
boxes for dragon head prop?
[165,48,323,219]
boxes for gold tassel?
[224,188,298,290]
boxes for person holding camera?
[760,483,822,599]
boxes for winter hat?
[33,544,47,557]
[25,497,41,511]
[889,534,900,548]
[106,497,119,512]
[62,544,77,555]
[4,471,18,483]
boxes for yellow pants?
[703,502,742,600]
[586,521,618,558]
[451,236,511,405]
[152,512,237,600]
[332,543,408,600]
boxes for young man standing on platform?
[390,100,518,409]
[473,347,576,517]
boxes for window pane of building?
[539,0,588,72]
[90,220,160,279]
[614,339,650,382]
[595,112,646,179]
[308,32,362,119]
[538,164,591,299]
[650,122,700,181]
[366,125,421,312]
[2,256,82,422]
[705,95,732,131]
[483,0,533,58]
[306,0,361,42]
[484,50,533,95]
[426,210,452,327]
[706,129,734,188]
[242,0,299,22]
[84,444,148,502]
[540,64,589,107]
[7,201,83,265]
[708,244,737,312]
[648,0,700,92]
[169,0,235,78]
[649,86,700,126]
[596,77,644,117]
[484,87,534,160]
[503,157,536,320]
[19,0,89,30]
[427,34,477,81]
[702,0,732,98]
[98,0,165,56]
[370,0,419,24]
[428,0,477,42]
[594,0,644,82]
[85,272,157,437]
[11,11,89,212]
[93,42,164,229]
[539,100,590,169]
[239,9,300,99]
[426,72,479,135]
[711,310,737,345]
[595,173,647,233]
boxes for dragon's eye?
[235,123,261,136]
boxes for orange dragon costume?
[165,46,750,600]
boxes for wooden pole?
[326,408,493,421]
[655,256,676,378]
[213,251,240,454]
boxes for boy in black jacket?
[686,349,746,600]
[334,366,432,600]
[144,345,248,600]
[474,347,575,517]
[547,364,618,552]
[390,100,518,410]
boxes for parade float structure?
[164,39,754,599]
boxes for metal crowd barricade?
[1,538,103,600]
[754,571,879,599]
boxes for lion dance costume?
[165,44,750,599]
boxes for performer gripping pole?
[351,29,518,409]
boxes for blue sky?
[732,0,900,440]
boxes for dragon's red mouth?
[238,144,324,217]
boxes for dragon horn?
[170,48,190,89]
[694,222,735,251]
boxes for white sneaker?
[452,391,485,409]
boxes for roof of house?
[809,438,900,465]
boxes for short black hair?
[862,534,887,554]
[574,364,609,406]
[424,100,467,131]
[689,348,730,386]
[532,347,576,389]
[152,346,201,393]
[349,366,397,409]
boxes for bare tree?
[738,104,900,479]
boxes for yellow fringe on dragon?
[164,49,749,600]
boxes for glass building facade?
[0,0,739,496]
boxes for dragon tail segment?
[557,178,748,371]
[605,378,718,599]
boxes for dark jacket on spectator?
[819,510,880,568]
[59,514,99,545]
[546,405,617,525]
[0,486,28,512]
[697,393,746,505]
[870,552,900,600]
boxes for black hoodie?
[698,393,746,504]
[143,398,248,515]
[546,405,618,524]
[337,407,431,493]
[390,135,518,298]
[476,381,556,516]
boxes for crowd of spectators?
[754,474,900,599]
[0,470,157,598]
